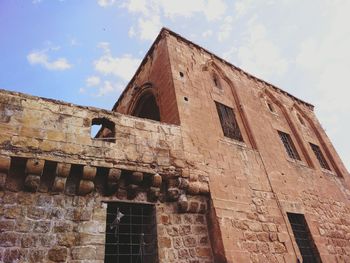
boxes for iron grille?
[310,143,330,170]
[105,202,158,263]
[215,102,243,142]
[287,213,321,263]
[278,131,301,160]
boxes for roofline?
[113,27,314,111]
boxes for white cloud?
[96,81,122,96]
[124,0,149,15]
[27,50,72,71]
[94,43,141,81]
[138,16,162,41]
[86,76,101,87]
[294,0,350,170]
[202,30,213,38]
[128,26,136,38]
[218,16,233,42]
[97,0,115,7]
[236,22,288,78]
[157,0,226,20]
[204,0,226,21]
[97,42,111,53]
[122,0,226,40]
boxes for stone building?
[0,28,349,263]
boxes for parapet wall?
[0,89,213,263]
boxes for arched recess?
[292,103,343,177]
[203,60,258,149]
[128,83,161,122]
[264,89,314,168]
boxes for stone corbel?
[78,165,96,195]
[24,159,45,192]
[178,194,207,214]
[52,163,71,192]
[0,156,11,190]
[107,168,121,193]
[167,177,181,201]
[130,171,144,184]
[147,173,162,201]
[178,178,209,195]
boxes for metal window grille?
[287,213,321,263]
[215,102,243,142]
[278,131,301,160]
[104,202,158,263]
[309,143,330,170]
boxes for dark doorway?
[132,92,160,121]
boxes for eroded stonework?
[1,28,349,263]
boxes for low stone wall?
[0,190,213,263]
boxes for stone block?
[82,165,97,180]
[48,246,68,262]
[159,237,172,248]
[71,246,96,260]
[56,163,71,178]
[78,179,95,195]
[25,159,44,175]
[0,156,11,172]
[0,232,19,247]
[0,172,7,190]
[196,247,212,258]
[52,177,67,192]
[24,174,41,192]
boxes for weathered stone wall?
[0,88,213,262]
[2,28,350,263]
[163,30,350,262]
[0,190,213,263]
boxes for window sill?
[286,157,308,168]
[321,168,336,176]
[219,137,248,149]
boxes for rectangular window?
[287,213,321,263]
[278,131,301,160]
[105,202,158,263]
[215,101,243,142]
[310,143,330,170]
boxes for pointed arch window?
[131,91,160,122]
[212,73,222,89]
[215,101,243,142]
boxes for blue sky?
[0,0,349,171]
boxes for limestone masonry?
[0,28,349,263]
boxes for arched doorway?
[131,91,160,121]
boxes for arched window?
[132,91,160,121]
[212,73,222,89]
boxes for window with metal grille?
[287,213,321,263]
[310,143,330,170]
[278,131,301,160]
[105,202,158,263]
[215,101,243,142]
